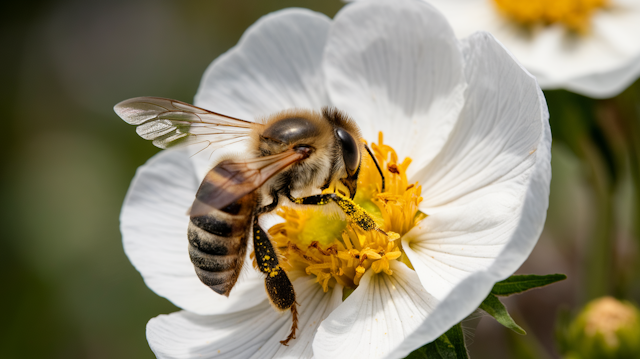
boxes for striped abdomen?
[187,194,256,296]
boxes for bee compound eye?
[335,128,360,176]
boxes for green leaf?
[444,323,469,359]
[422,342,441,359]
[404,338,445,359]
[480,294,526,335]
[404,325,468,359]
[433,335,457,359]
[404,347,429,359]
[491,274,567,296]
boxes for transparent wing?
[190,147,312,217]
[114,97,261,150]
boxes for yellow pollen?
[268,132,426,292]
[493,0,608,33]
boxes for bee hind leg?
[280,302,298,346]
[252,216,297,345]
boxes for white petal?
[402,189,527,300]
[390,33,551,356]
[414,31,544,214]
[147,276,343,359]
[555,51,640,99]
[313,262,438,359]
[194,8,331,120]
[121,148,266,315]
[324,0,466,173]
[425,0,500,40]
[395,110,551,357]
[406,32,548,298]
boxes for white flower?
[120,0,551,358]
[410,0,640,98]
[347,0,640,99]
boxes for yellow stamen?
[493,0,608,33]
[268,132,425,292]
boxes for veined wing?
[190,147,312,217]
[114,97,261,150]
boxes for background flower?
[120,0,550,357]
[347,0,640,98]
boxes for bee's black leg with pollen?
[286,193,387,235]
[252,215,298,345]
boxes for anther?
[388,164,400,174]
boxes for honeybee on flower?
[119,0,551,357]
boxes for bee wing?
[190,147,312,217]
[114,97,261,150]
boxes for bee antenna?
[364,144,385,193]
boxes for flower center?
[268,132,426,292]
[492,0,608,33]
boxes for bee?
[114,97,386,345]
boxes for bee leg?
[282,302,298,346]
[252,216,298,345]
[287,193,387,235]
[255,189,279,216]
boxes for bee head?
[258,108,364,198]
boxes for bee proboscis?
[114,97,386,345]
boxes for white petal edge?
[121,148,267,315]
[539,50,640,99]
[147,276,343,359]
[194,8,332,121]
[313,262,439,359]
[391,35,551,357]
[324,0,466,175]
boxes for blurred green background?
[1,1,639,358]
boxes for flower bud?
[562,297,640,359]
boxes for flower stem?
[580,134,615,301]
[605,83,640,299]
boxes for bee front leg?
[252,215,298,345]
[286,193,387,235]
